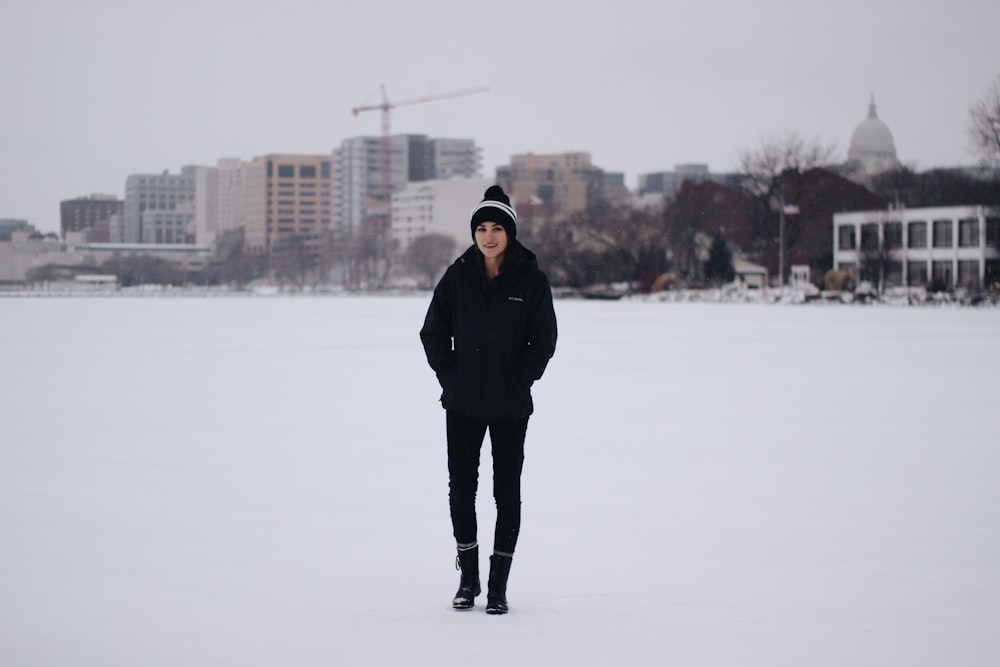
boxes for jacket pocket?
[437,364,457,393]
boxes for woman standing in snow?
[420,185,557,614]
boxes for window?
[321,161,331,178]
[860,224,879,251]
[932,260,953,288]
[908,221,927,248]
[933,220,952,248]
[907,261,927,286]
[986,217,1000,249]
[884,222,903,249]
[958,219,979,247]
[277,165,295,178]
[986,260,1000,285]
[885,261,903,287]
[300,165,316,178]
[958,260,980,288]
[838,226,856,250]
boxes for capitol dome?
[847,94,898,174]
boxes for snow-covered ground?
[2,296,998,666]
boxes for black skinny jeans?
[446,410,528,555]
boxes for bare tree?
[968,75,1000,166]
[528,203,667,289]
[100,254,183,286]
[270,232,329,290]
[738,131,837,202]
[738,131,837,283]
[215,228,264,289]
[405,233,456,288]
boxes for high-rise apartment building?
[242,154,333,252]
[194,158,244,248]
[60,194,123,242]
[430,138,482,180]
[120,167,197,243]
[333,134,481,233]
[496,153,606,220]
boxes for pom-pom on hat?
[470,185,517,241]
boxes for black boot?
[486,554,512,615]
[452,546,480,610]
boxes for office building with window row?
[242,154,333,252]
[833,206,1000,289]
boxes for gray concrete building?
[120,167,197,243]
[333,134,481,234]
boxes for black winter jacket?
[420,241,557,422]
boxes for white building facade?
[194,158,244,248]
[391,177,493,254]
[833,205,1000,290]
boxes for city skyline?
[2,0,998,235]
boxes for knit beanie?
[470,185,517,241]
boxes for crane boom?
[349,83,490,258]
[351,85,490,116]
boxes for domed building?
[846,94,899,175]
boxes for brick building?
[60,194,123,242]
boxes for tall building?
[496,152,606,219]
[60,194,123,242]
[242,154,333,252]
[391,177,493,253]
[194,158,244,248]
[430,138,482,180]
[334,135,409,237]
[120,167,197,243]
[333,134,481,233]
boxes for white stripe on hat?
[470,200,517,221]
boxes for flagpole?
[779,193,785,288]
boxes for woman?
[420,185,557,614]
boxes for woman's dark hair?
[474,240,521,289]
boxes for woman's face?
[475,221,508,259]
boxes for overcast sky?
[2,0,998,234]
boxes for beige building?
[496,152,606,220]
[0,230,62,283]
[243,154,334,252]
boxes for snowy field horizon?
[2,297,998,666]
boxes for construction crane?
[351,84,489,229]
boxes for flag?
[782,204,800,215]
